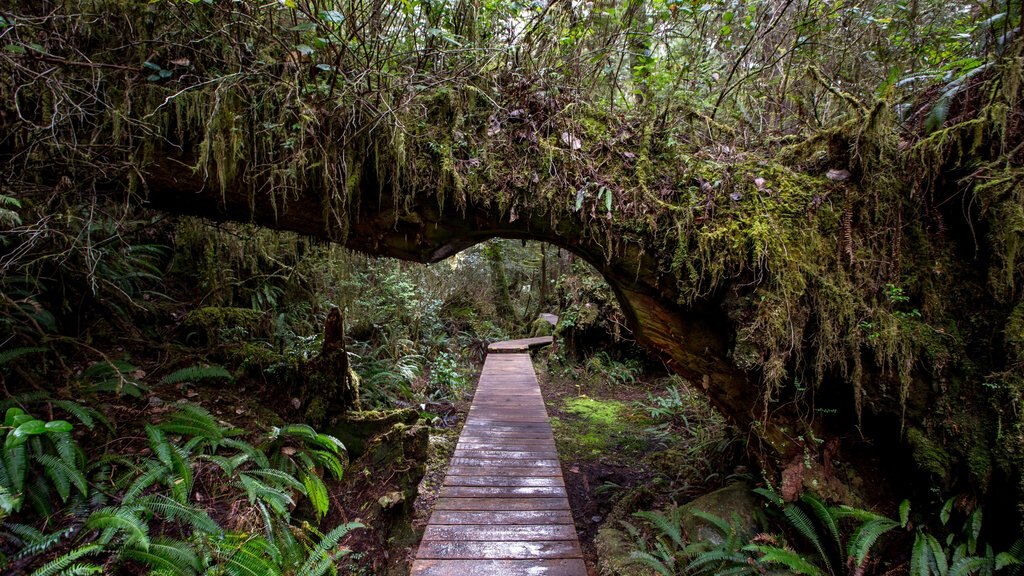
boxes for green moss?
[907,427,953,480]
[552,397,653,460]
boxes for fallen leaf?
[827,168,851,181]
[560,132,582,150]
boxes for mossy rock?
[326,409,419,458]
[596,525,653,576]
[182,307,268,345]
[676,483,760,545]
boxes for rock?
[677,483,760,545]
[378,491,405,510]
[595,525,639,576]
[826,168,851,181]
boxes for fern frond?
[158,403,226,445]
[160,365,233,385]
[135,494,221,534]
[36,453,88,501]
[121,461,168,502]
[634,509,684,548]
[224,536,283,576]
[752,487,784,507]
[56,564,103,575]
[313,433,346,455]
[309,450,344,480]
[745,543,825,575]
[296,522,363,576]
[783,503,833,574]
[50,400,111,431]
[686,549,752,574]
[9,525,77,561]
[302,473,330,520]
[28,544,103,576]
[947,556,990,576]
[0,346,47,366]
[689,509,733,537]
[239,474,294,516]
[801,493,841,555]
[911,531,933,576]
[847,518,899,569]
[85,506,150,550]
[627,550,675,576]
[248,468,306,493]
[120,538,200,576]
[221,438,270,468]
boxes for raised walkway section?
[410,333,585,576]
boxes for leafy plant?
[909,498,1023,576]
[160,364,234,386]
[0,407,81,519]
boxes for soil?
[535,355,669,575]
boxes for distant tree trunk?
[483,242,514,320]
[539,244,548,309]
[301,307,360,425]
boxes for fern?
[86,506,150,550]
[160,365,233,385]
[36,453,88,501]
[847,517,899,569]
[135,494,221,535]
[29,544,103,576]
[157,403,227,446]
[224,536,284,576]
[296,522,363,576]
[783,502,834,575]
[302,472,330,521]
[220,437,270,468]
[239,473,295,516]
[57,565,103,575]
[310,449,344,480]
[947,556,991,576]
[801,493,842,558]
[49,400,111,431]
[628,550,674,575]
[745,543,825,575]
[120,538,200,576]
[8,525,78,562]
[633,509,685,549]
[0,346,47,366]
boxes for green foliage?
[160,365,234,386]
[908,498,1024,576]
[1,402,359,574]
[626,487,908,575]
[0,407,83,518]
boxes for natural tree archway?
[4,0,1022,518]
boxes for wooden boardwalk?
[411,342,585,576]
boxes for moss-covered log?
[2,0,1023,524]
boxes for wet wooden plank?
[410,559,587,576]
[442,475,564,487]
[447,465,563,477]
[417,540,582,560]
[439,485,567,498]
[422,524,577,542]
[433,497,569,511]
[427,509,575,525]
[452,450,559,459]
[449,457,560,467]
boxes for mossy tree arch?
[3,0,1023,517]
